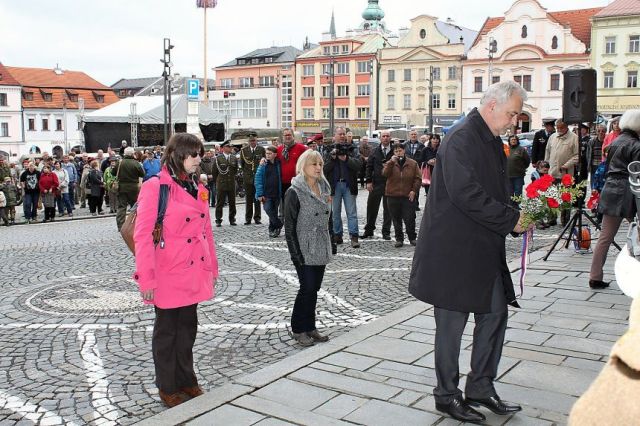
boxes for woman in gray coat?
[589,109,640,289]
[284,150,336,346]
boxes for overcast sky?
[1,0,609,86]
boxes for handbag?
[112,161,122,192]
[120,181,169,254]
[421,165,432,186]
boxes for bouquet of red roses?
[513,174,586,228]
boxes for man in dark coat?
[115,147,145,230]
[408,81,531,423]
[531,118,555,166]
[200,149,216,207]
[361,130,392,240]
[405,129,424,211]
[212,140,238,226]
[239,133,266,225]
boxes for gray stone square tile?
[252,378,338,411]
[187,404,265,426]
[494,382,577,414]
[501,346,565,365]
[389,389,424,406]
[561,357,606,372]
[289,367,402,400]
[253,419,297,426]
[321,352,381,371]
[543,335,614,357]
[505,414,553,425]
[346,335,433,363]
[344,399,441,425]
[313,394,367,419]
[401,314,436,330]
[505,328,552,345]
[233,395,350,426]
[500,360,598,396]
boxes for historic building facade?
[0,62,23,158]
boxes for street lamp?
[197,0,218,104]
[161,37,174,144]
[329,56,335,137]
[428,66,434,133]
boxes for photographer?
[324,127,361,248]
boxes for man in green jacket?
[212,140,238,226]
[115,148,144,230]
[239,133,265,225]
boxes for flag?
[196,0,217,7]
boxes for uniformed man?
[212,140,238,226]
[239,133,265,225]
[531,118,555,166]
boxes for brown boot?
[180,386,204,398]
[350,235,360,248]
[158,390,186,408]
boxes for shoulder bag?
[112,160,122,192]
[120,181,169,254]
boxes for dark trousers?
[23,192,39,220]
[116,189,139,231]
[291,264,326,333]
[433,278,508,404]
[279,182,291,222]
[88,195,103,214]
[207,182,216,207]
[44,206,56,220]
[263,197,282,232]
[244,183,261,222]
[152,304,199,394]
[215,189,236,223]
[386,196,416,242]
[364,183,391,236]
[413,186,421,210]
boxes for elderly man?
[362,130,392,239]
[239,133,266,225]
[277,128,307,220]
[115,147,144,230]
[545,119,579,225]
[409,81,530,423]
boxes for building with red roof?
[0,62,22,159]
[462,0,602,131]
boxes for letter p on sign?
[187,79,199,100]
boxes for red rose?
[526,186,539,198]
[547,198,560,208]
[587,191,600,210]
[538,174,554,191]
[561,192,572,202]
[561,174,573,187]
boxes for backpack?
[120,179,169,254]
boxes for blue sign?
[187,79,199,100]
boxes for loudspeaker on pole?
[562,69,597,124]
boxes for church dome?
[362,0,385,21]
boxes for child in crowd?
[254,146,282,238]
[531,160,550,182]
[0,177,19,225]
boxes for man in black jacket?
[531,118,555,166]
[409,81,531,423]
[405,129,425,211]
[361,130,392,240]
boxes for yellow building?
[378,15,477,130]
[591,0,640,116]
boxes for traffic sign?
[187,79,200,100]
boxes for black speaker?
[562,69,597,123]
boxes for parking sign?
[187,79,199,100]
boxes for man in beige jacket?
[545,119,579,225]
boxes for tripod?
[543,198,621,261]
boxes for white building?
[462,0,602,131]
[0,63,23,159]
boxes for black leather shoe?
[436,397,485,423]
[359,232,374,239]
[382,234,391,240]
[244,222,251,225]
[466,395,522,415]
[230,222,237,226]
[254,220,261,225]
[589,279,610,289]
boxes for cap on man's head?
[3,176,10,182]
[220,140,231,148]
[247,131,258,139]
[542,117,556,126]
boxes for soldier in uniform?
[531,118,556,166]
[239,133,265,225]
[212,140,238,227]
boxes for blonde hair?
[296,149,329,186]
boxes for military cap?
[542,117,556,125]
[220,140,231,147]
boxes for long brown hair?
[161,133,204,177]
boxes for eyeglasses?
[189,152,202,158]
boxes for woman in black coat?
[589,109,640,289]
[421,134,440,197]
[87,160,105,216]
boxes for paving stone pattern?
[0,192,598,424]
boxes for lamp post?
[368,59,374,137]
[329,56,335,137]
[197,0,218,105]
[428,65,434,133]
[161,38,174,144]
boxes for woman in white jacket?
[53,161,73,217]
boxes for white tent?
[84,94,224,125]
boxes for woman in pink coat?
[133,133,218,408]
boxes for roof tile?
[5,66,111,90]
[0,62,20,86]
[594,0,640,18]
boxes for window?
[95,94,104,103]
[628,71,638,88]
[387,94,395,110]
[550,74,560,91]
[321,86,330,97]
[474,76,483,92]
[42,118,49,131]
[337,85,349,97]
[0,93,6,106]
[251,58,259,64]
[259,76,275,87]
[239,77,254,88]
[514,75,532,91]
[69,94,78,102]
[431,93,440,109]
[0,123,8,137]
[336,107,349,119]
[322,64,331,75]
[210,98,268,119]
[323,46,330,55]
[604,71,614,89]
[43,92,52,101]
[303,64,314,76]
[630,35,640,53]
[420,29,427,39]
[388,69,395,82]
[551,36,558,50]
[448,93,456,109]
[357,107,369,119]
[403,94,411,109]
[605,37,616,54]
[448,66,457,80]
[265,57,273,63]
[56,119,63,131]
[492,75,501,84]
[418,94,426,109]
[237,59,246,65]
[342,44,349,54]
[23,92,33,101]
[404,69,412,81]
[357,84,370,96]
[337,62,349,74]
[332,45,340,55]
[28,118,35,131]
[432,67,441,81]
[302,87,314,98]
[357,61,370,73]
[303,108,314,119]
[220,78,232,89]
[521,25,527,38]
[322,108,329,119]
[418,68,426,81]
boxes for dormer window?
[251,58,259,64]
[40,90,52,101]
[23,91,34,101]
[323,46,330,55]
[92,91,104,103]
[265,57,273,63]
[69,94,78,102]
[237,59,246,65]
[551,36,558,50]
[420,29,426,39]
[342,44,349,54]
[332,45,339,54]
[521,25,528,38]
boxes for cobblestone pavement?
[0,191,563,425]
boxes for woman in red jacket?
[133,133,218,408]
[38,165,59,222]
